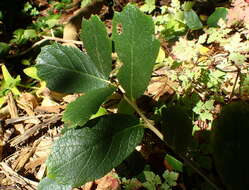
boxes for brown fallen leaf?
[95,171,120,190]
[147,76,175,101]
[227,0,249,25]
[31,0,48,7]
[81,181,94,190]
[17,93,40,124]
[63,94,81,103]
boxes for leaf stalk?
[122,94,164,141]
[122,90,221,190]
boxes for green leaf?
[11,29,25,45]
[161,105,193,153]
[38,177,72,190]
[229,52,246,65]
[46,18,59,28]
[23,67,41,81]
[0,42,10,58]
[1,65,21,96]
[240,74,249,96]
[118,99,134,115]
[62,86,116,126]
[172,38,199,62]
[156,47,165,63]
[23,29,37,40]
[212,102,249,190]
[36,43,109,93]
[182,1,195,11]
[143,171,161,190]
[81,16,112,79]
[90,106,108,119]
[81,0,92,7]
[24,2,33,12]
[112,4,160,99]
[193,100,214,121]
[47,114,144,187]
[184,9,203,30]
[165,154,183,172]
[162,170,178,187]
[140,0,156,13]
[207,7,228,27]
[0,96,6,108]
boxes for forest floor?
[0,0,249,189]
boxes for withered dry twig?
[6,116,40,125]
[5,114,56,125]
[13,139,41,172]
[0,121,3,161]
[7,93,24,134]
[0,162,38,190]
[9,114,61,147]
[42,35,83,45]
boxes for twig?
[123,94,164,141]
[7,92,24,134]
[42,36,83,45]
[5,114,57,125]
[121,88,221,190]
[212,53,229,59]
[9,114,61,146]
[6,116,39,125]
[0,162,38,189]
[215,65,238,73]
[229,67,240,101]
[178,154,220,190]
[7,38,49,59]
[118,85,164,140]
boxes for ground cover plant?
[0,0,249,190]
[36,4,161,188]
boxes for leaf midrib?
[37,63,110,84]
[93,33,105,76]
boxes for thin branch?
[5,114,60,125]
[7,38,48,59]
[9,114,61,146]
[0,162,38,189]
[121,88,221,190]
[215,65,238,73]
[178,154,220,190]
[42,36,83,45]
[122,94,164,141]
[229,67,240,101]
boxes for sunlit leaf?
[81,16,112,79]
[38,177,71,190]
[140,0,156,13]
[184,9,203,30]
[207,7,228,27]
[1,65,21,96]
[112,4,160,99]
[23,67,41,81]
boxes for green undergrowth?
[1,1,249,189]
